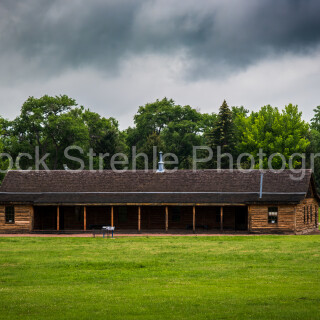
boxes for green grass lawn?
[0,236,320,320]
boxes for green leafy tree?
[0,95,123,171]
[45,108,89,169]
[82,109,125,169]
[237,104,310,169]
[0,120,10,181]
[2,95,77,170]
[126,98,205,169]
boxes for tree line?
[0,95,320,190]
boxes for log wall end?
[0,205,33,233]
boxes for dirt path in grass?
[0,232,262,237]
[0,231,318,237]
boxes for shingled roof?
[0,169,317,205]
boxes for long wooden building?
[0,169,318,234]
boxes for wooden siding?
[249,204,295,233]
[0,205,33,233]
[295,198,318,234]
[0,202,317,234]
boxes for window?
[307,206,309,223]
[216,213,221,223]
[304,207,306,224]
[268,207,278,224]
[118,207,127,223]
[310,206,313,223]
[172,207,181,222]
[5,206,15,224]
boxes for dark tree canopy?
[206,100,235,168]
[0,95,123,170]
[126,98,209,169]
[0,95,319,190]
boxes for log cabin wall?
[0,205,33,233]
[249,204,295,233]
[295,198,318,234]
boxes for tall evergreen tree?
[309,106,320,192]
[207,100,235,168]
[311,105,320,131]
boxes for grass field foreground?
[0,236,320,319]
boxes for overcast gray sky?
[0,0,320,129]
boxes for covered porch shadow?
[33,205,248,233]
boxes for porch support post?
[111,206,114,227]
[57,206,60,231]
[165,206,168,232]
[30,206,34,232]
[248,206,251,231]
[193,206,196,233]
[84,206,87,231]
[138,206,141,232]
[220,206,223,231]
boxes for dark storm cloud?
[1,0,320,80]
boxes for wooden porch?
[33,205,248,233]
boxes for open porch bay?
[33,205,248,233]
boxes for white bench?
[102,226,115,238]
